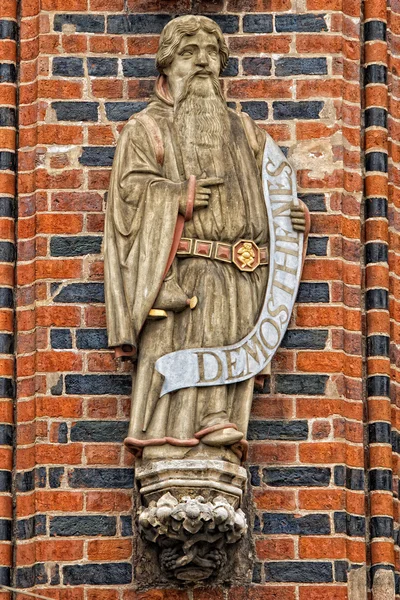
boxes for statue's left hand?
[290,200,308,232]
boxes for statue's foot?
[201,427,244,447]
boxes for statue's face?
[163,29,221,100]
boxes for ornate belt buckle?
[233,239,260,272]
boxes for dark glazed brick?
[253,514,261,533]
[0,242,15,262]
[366,197,387,219]
[0,424,12,446]
[334,465,345,486]
[276,374,328,395]
[365,107,387,128]
[88,57,118,77]
[307,237,328,256]
[36,467,46,488]
[262,513,330,535]
[71,421,128,442]
[69,468,133,489]
[54,282,104,303]
[51,329,72,349]
[371,516,393,538]
[16,471,33,493]
[76,328,107,349]
[51,376,63,396]
[243,14,273,33]
[50,565,60,586]
[121,515,133,537]
[247,420,308,440]
[66,374,131,396]
[366,151,388,173]
[241,101,268,120]
[369,421,391,444]
[63,563,132,586]
[263,467,330,487]
[365,242,388,264]
[122,58,158,78]
[273,101,324,120]
[49,467,64,489]
[80,147,115,167]
[335,561,348,582]
[367,375,390,397]
[52,102,99,122]
[0,378,14,398]
[207,14,239,33]
[0,20,17,40]
[0,107,16,128]
[298,193,326,212]
[0,288,12,309]
[364,20,386,41]
[0,520,11,541]
[242,57,271,76]
[17,515,46,540]
[249,466,260,486]
[0,198,15,218]
[0,567,10,586]
[50,235,103,256]
[346,468,365,491]
[16,564,46,588]
[367,334,390,356]
[107,14,170,34]
[0,471,12,493]
[369,468,393,491]
[252,563,262,584]
[53,57,84,77]
[276,14,327,32]
[0,333,13,354]
[58,423,68,444]
[0,64,16,84]
[221,58,238,77]
[365,64,387,85]
[51,516,116,537]
[276,58,327,76]
[334,512,365,536]
[105,102,147,121]
[54,14,105,33]
[265,561,333,583]
[281,329,328,350]
[366,289,388,310]
[297,282,329,303]
[0,151,16,171]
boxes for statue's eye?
[181,49,193,57]
[208,50,218,57]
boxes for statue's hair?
[156,15,229,74]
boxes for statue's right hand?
[194,177,223,210]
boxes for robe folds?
[104,94,275,454]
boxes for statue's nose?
[196,50,208,67]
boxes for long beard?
[174,72,230,148]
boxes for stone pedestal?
[135,460,248,583]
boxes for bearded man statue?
[104,15,307,464]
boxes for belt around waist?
[176,237,269,272]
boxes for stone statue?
[104,15,309,583]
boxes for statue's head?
[155,16,229,102]
[155,16,230,146]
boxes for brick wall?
[0,0,397,597]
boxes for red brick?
[253,489,296,511]
[37,351,82,372]
[36,540,84,562]
[36,491,84,512]
[37,213,83,234]
[88,539,132,561]
[299,537,346,559]
[255,539,294,560]
[36,306,81,327]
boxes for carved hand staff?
[104,15,309,583]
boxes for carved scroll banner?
[155,135,303,396]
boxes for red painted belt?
[176,237,269,272]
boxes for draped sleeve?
[104,115,186,351]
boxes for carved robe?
[105,88,273,455]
